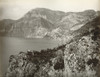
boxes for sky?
[0,0,100,20]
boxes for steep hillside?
[58,10,97,30]
[64,16,100,77]
[10,17,54,38]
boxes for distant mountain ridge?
[0,8,99,40]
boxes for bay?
[0,36,60,75]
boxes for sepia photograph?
[0,0,100,77]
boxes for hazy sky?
[0,0,100,20]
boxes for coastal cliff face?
[5,16,100,77]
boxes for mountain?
[23,8,66,23]
[58,10,97,30]
[0,8,99,40]
[0,19,15,36]
[10,17,55,38]
[5,16,100,77]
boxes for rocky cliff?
[6,44,66,77]
[5,16,100,77]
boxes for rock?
[6,45,66,77]
[64,35,100,77]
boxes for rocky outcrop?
[6,16,100,77]
[6,45,66,77]
[64,33,100,77]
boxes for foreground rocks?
[6,45,66,77]
[65,35,100,77]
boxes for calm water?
[0,36,60,75]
